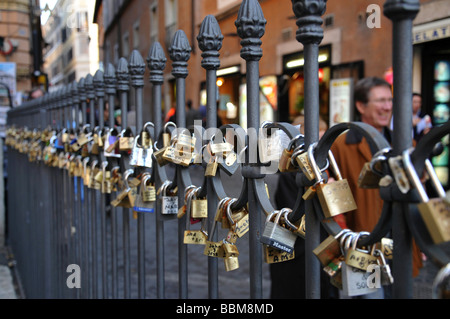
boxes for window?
[113,43,119,65]
[133,22,140,49]
[122,32,129,58]
[77,11,89,32]
[150,4,158,45]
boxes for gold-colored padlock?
[313,229,350,267]
[223,256,239,271]
[263,244,295,264]
[344,233,378,271]
[191,188,208,219]
[404,154,450,244]
[309,145,357,218]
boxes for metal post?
[235,0,266,299]
[116,57,132,298]
[104,62,119,299]
[291,0,327,299]
[168,29,191,299]
[198,14,223,299]
[384,0,420,299]
[147,41,168,299]
[94,69,108,298]
[129,49,147,299]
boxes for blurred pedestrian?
[412,92,432,142]
[330,77,423,298]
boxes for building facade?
[93,0,450,186]
[0,0,44,103]
[42,0,99,92]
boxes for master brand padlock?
[260,210,297,254]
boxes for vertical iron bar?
[235,0,266,299]
[105,62,119,299]
[291,0,327,299]
[94,69,108,298]
[384,0,420,299]
[116,57,132,298]
[198,15,223,299]
[129,49,147,299]
[147,42,168,299]
[168,30,192,299]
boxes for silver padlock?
[260,209,297,254]
[129,134,143,167]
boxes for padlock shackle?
[307,143,323,184]
[402,148,429,202]
[425,159,446,199]
[327,150,342,180]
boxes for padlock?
[258,126,282,164]
[308,144,357,218]
[119,128,135,152]
[159,181,178,215]
[341,232,379,297]
[358,147,390,188]
[104,128,120,157]
[228,205,249,238]
[375,249,394,286]
[281,209,305,239]
[223,255,239,272]
[100,161,112,194]
[140,122,154,149]
[263,244,295,264]
[219,150,239,176]
[203,215,225,257]
[403,150,450,244]
[162,138,192,167]
[191,187,208,219]
[260,210,297,254]
[205,154,219,177]
[183,186,208,245]
[133,174,155,214]
[294,148,316,180]
[111,169,135,208]
[209,135,239,176]
[313,229,351,267]
[129,134,144,167]
[153,140,169,166]
[344,232,378,271]
[278,144,296,173]
[379,237,393,260]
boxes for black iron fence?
[4,0,450,299]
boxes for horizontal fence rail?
[4,0,450,299]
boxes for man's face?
[356,85,393,131]
[412,95,422,115]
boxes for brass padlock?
[205,154,218,177]
[308,144,357,218]
[183,189,208,245]
[263,244,295,264]
[203,218,225,257]
[313,229,350,267]
[191,188,208,219]
[403,152,450,244]
[344,232,378,271]
[224,256,239,271]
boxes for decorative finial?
[197,15,223,70]
[147,42,167,85]
[235,0,266,61]
[168,30,192,78]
